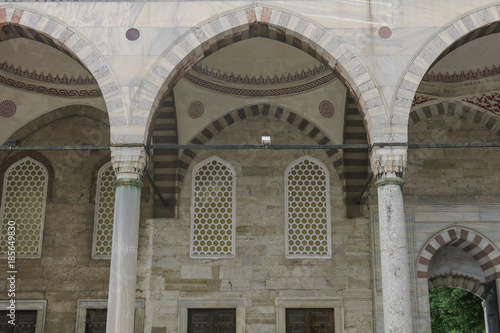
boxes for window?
[92,162,115,259]
[286,308,334,333]
[276,299,343,333]
[190,157,236,258]
[179,300,245,333]
[0,310,37,333]
[0,300,46,333]
[75,300,144,333]
[0,157,48,258]
[85,309,107,333]
[188,309,236,333]
[285,157,331,258]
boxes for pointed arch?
[397,5,500,130]
[409,101,500,134]
[176,103,343,184]
[135,6,383,145]
[0,7,126,141]
[417,226,500,282]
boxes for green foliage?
[429,287,485,333]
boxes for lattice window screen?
[92,162,116,258]
[0,157,48,257]
[191,157,236,258]
[285,157,331,258]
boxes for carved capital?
[370,146,407,182]
[111,146,148,180]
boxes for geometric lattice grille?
[285,157,331,258]
[0,157,48,258]
[92,162,115,259]
[191,157,235,258]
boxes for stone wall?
[145,117,373,332]
[405,113,500,199]
[0,105,150,332]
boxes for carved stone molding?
[370,147,407,181]
[111,146,148,181]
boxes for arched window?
[92,162,116,259]
[285,156,331,258]
[0,157,48,258]
[191,157,236,258]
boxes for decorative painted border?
[0,60,97,85]
[417,226,500,282]
[0,74,101,97]
[463,92,500,115]
[423,64,500,83]
[191,64,328,85]
[184,72,336,97]
[411,94,437,107]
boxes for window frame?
[190,156,237,259]
[179,299,245,333]
[276,298,343,333]
[91,161,116,259]
[284,156,332,259]
[0,300,46,333]
[0,157,49,258]
[75,299,144,333]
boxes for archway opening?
[429,287,485,333]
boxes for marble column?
[371,147,413,333]
[106,146,147,333]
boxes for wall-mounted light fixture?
[261,136,271,145]
[7,139,19,147]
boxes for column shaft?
[377,180,413,333]
[106,180,142,333]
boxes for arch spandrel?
[133,6,384,146]
[0,6,126,142]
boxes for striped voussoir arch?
[428,274,486,299]
[417,226,500,282]
[176,103,343,184]
[409,102,500,134]
[396,5,500,125]
[0,7,126,138]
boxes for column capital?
[370,146,407,182]
[111,146,148,180]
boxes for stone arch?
[409,101,500,135]
[134,6,384,146]
[0,7,126,141]
[417,226,500,283]
[429,274,485,299]
[4,105,109,145]
[396,5,500,130]
[176,103,343,185]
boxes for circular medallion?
[378,26,392,39]
[319,100,334,118]
[126,28,140,41]
[0,100,16,118]
[188,101,205,119]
